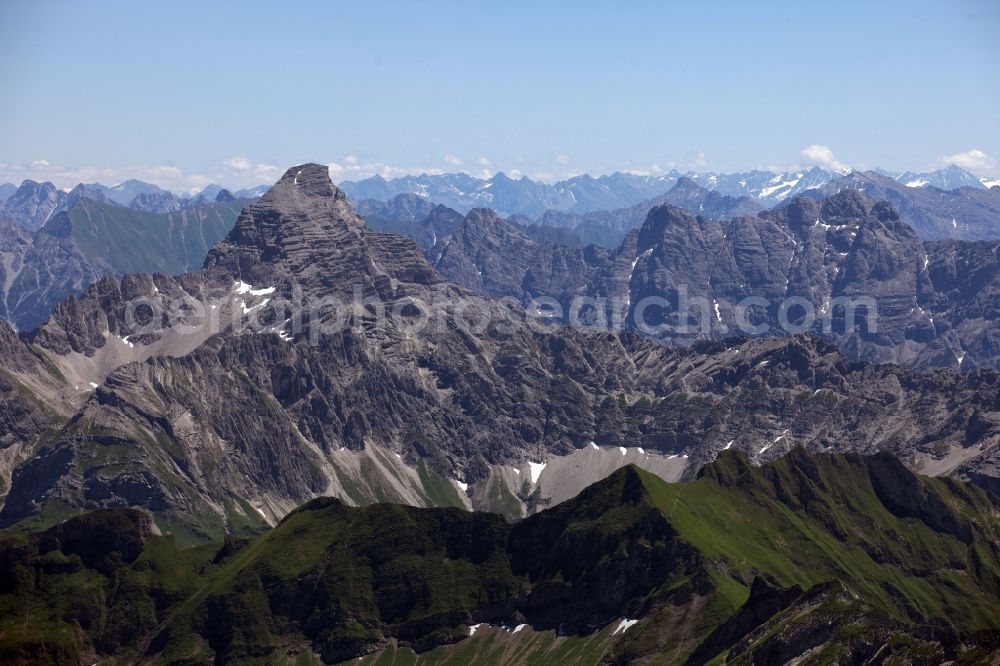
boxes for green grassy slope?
[0,449,997,664]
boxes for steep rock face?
[431,208,541,299]
[0,321,64,498]
[1,180,65,231]
[428,208,626,317]
[627,191,999,368]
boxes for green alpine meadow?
[2,449,998,664]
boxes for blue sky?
[1,0,998,191]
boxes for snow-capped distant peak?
[895,166,985,191]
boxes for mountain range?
[527,176,766,247]
[339,164,1000,219]
[363,186,1000,373]
[0,179,266,231]
[1,164,999,543]
[4,162,996,243]
[1,450,998,663]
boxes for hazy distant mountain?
[340,171,681,217]
[534,177,765,247]
[355,192,438,222]
[1,180,66,230]
[92,179,171,206]
[808,170,1000,240]
[0,183,17,203]
[129,191,183,213]
[182,183,225,203]
[340,168,838,217]
[681,166,840,204]
[359,179,761,250]
[0,217,31,323]
[234,184,271,198]
[894,164,986,190]
[1,196,249,330]
[359,195,589,251]
[341,165,1000,226]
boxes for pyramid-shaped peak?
[203,163,364,276]
[262,163,347,201]
[203,163,442,296]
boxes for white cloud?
[933,149,997,176]
[326,157,449,183]
[221,156,253,171]
[553,154,571,166]
[475,156,492,167]
[443,154,464,166]
[801,145,848,172]
[691,152,709,170]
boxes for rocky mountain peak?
[204,164,361,271]
[819,188,875,220]
[781,196,823,228]
[778,189,903,233]
[12,179,57,198]
[213,189,236,203]
[265,162,346,202]
[462,207,514,233]
[635,203,701,251]
[204,163,441,297]
[2,179,65,231]
[672,176,701,192]
[65,183,112,209]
